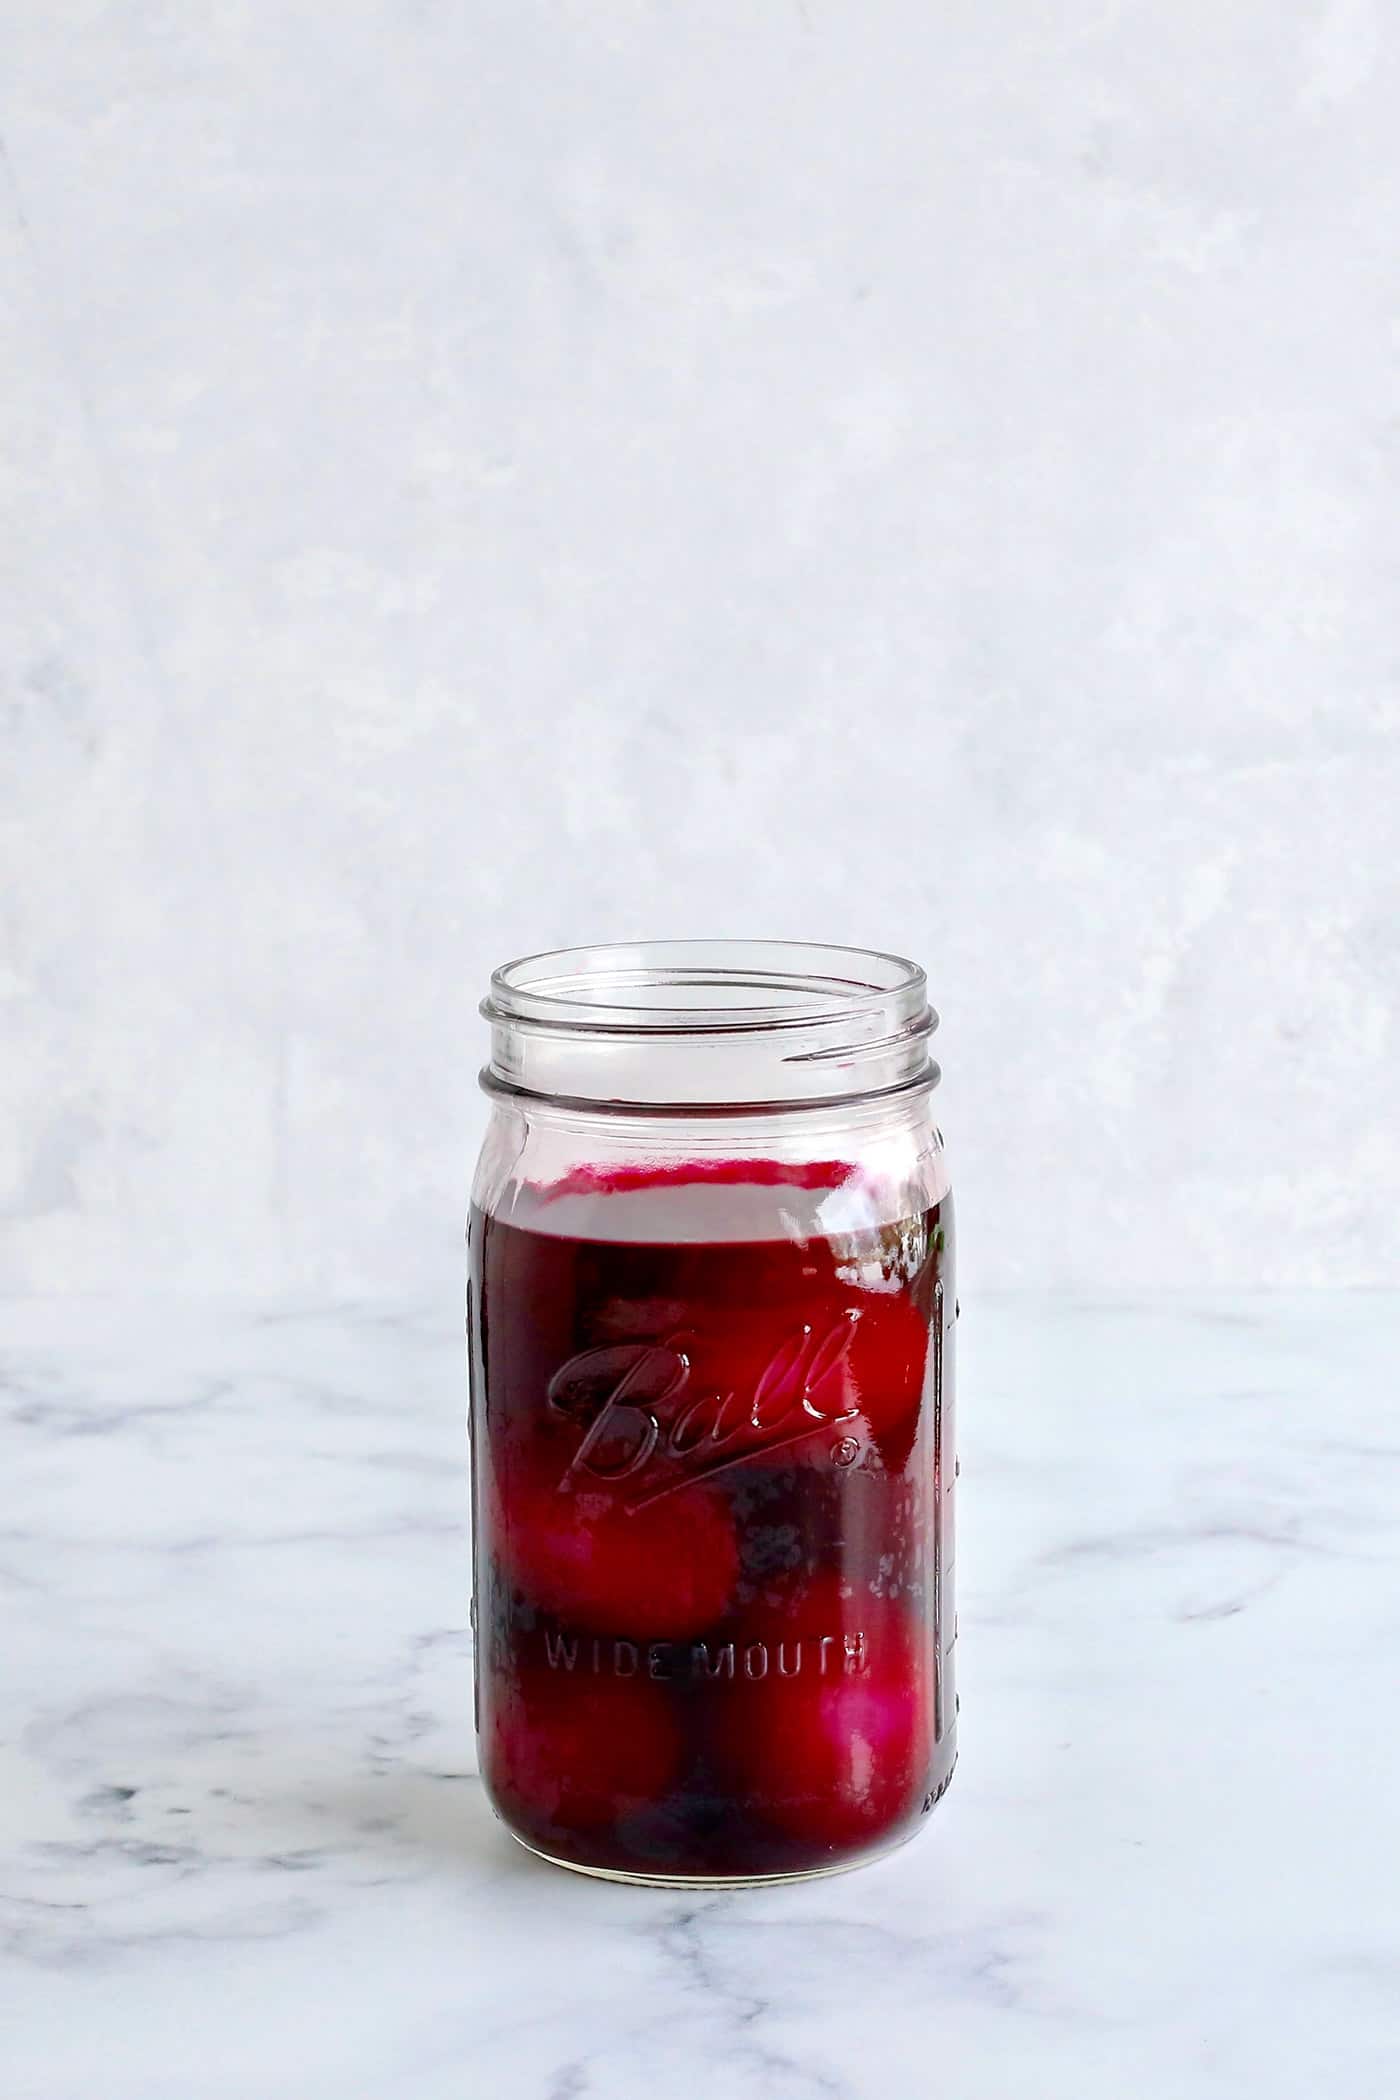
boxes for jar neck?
[480,941,939,1114]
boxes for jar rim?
[483,939,930,1040]
[481,940,939,1109]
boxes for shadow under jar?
[467,941,957,1886]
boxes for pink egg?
[493,1445,740,1639]
[706,1571,932,1848]
[486,1662,682,1834]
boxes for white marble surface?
[4,1289,1396,2097]
[4,4,1400,1300]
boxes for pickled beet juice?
[469,1172,956,1881]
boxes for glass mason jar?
[467,941,956,1885]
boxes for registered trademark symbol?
[832,1436,860,1468]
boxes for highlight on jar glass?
[467,940,957,1886]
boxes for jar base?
[498,1759,957,1889]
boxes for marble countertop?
[4,1292,1395,2098]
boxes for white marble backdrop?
[2,2,1397,1297]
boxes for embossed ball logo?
[546,1317,864,1510]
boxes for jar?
[467,940,956,1885]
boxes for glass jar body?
[468,1097,956,1885]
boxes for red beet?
[487,1663,682,1835]
[706,1571,931,1848]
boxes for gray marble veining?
[3,1292,1396,2096]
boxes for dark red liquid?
[469,1182,955,1880]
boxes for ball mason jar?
[467,941,956,1885]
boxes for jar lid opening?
[482,940,938,1110]
[487,940,926,1032]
